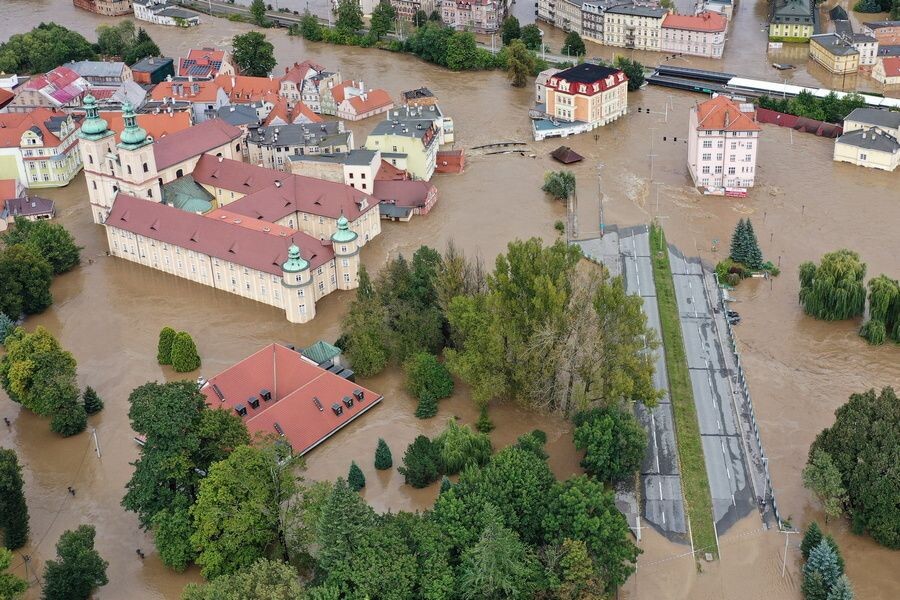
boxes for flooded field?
[1,1,899,598]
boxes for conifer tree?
[374,438,393,470]
[801,522,823,560]
[802,570,828,600]
[157,326,176,365]
[439,475,452,494]
[348,461,365,491]
[744,219,763,269]
[170,331,201,373]
[415,391,438,419]
[805,539,842,592]
[826,574,854,600]
[0,449,29,550]
[729,219,748,264]
[82,386,104,415]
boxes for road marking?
[659,480,663,499]
[662,510,667,525]
[727,467,731,480]
[721,440,727,456]
[732,493,736,507]
[650,413,661,473]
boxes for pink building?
[687,95,761,194]
[661,12,728,58]
[441,0,507,34]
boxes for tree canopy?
[0,449,29,550]
[0,23,95,74]
[42,525,108,600]
[501,16,521,45]
[2,218,81,275]
[542,170,576,201]
[370,1,397,40]
[521,25,542,51]
[0,243,54,318]
[799,249,867,321]
[231,32,276,77]
[0,548,26,600]
[859,274,900,345]
[181,559,305,600]
[614,56,645,91]
[573,407,646,485]
[506,39,536,88]
[563,31,586,56]
[729,218,763,270]
[334,0,364,32]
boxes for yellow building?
[769,0,815,41]
[364,109,441,181]
[603,5,668,51]
[809,35,860,74]
[0,109,82,189]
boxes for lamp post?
[538,27,546,61]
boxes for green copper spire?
[78,94,110,140]
[282,244,309,273]
[118,101,150,149]
[331,213,358,245]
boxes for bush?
[82,386,104,415]
[50,403,87,437]
[415,392,439,419]
[542,170,576,201]
[406,353,454,403]
[475,406,494,433]
[515,429,549,460]
[434,419,492,474]
[348,461,365,491]
[157,326,176,365]
[554,220,565,234]
[573,407,646,485]
[374,438,393,470]
[170,331,201,373]
[398,435,441,488]
[0,313,14,345]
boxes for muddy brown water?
[2,2,899,598]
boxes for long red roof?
[662,12,727,32]
[695,95,761,132]
[153,118,243,170]
[200,343,383,455]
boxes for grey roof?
[378,203,413,218]
[4,196,55,218]
[214,104,261,126]
[110,80,148,107]
[370,109,439,143]
[863,20,900,30]
[289,149,378,166]
[878,45,900,57]
[811,34,858,56]
[850,33,876,43]
[834,20,853,36]
[66,61,126,79]
[130,56,174,73]
[771,0,813,24]
[606,4,667,17]
[156,7,200,18]
[401,87,434,100]
[837,129,900,153]
[844,108,900,130]
[250,122,350,148]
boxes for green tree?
[573,407,646,485]
[435,419,492,474]
[859,274,900,345]
[250,0,269,26]
[501,16,521,45]
[122,28,161,65]
[182,559,304,599]
[2,218,81,275]
[515,429,548,460]
[557,537,605,599]
[399,435,442,488]
[405,352,454,403]
[370,1,397,40]
[157,326,176,365]
[82,386,104,415]
[0,449,29,550]
[0,244,53,317]
[563,31,586,56]
[0,23,95,74]
[348,461,366,490]
[343,266,390,376]
[729,219,749,265]
[801,521,823,560]
[542,170,576,200]
[170,331,201,373]
[802,450,847,523]
[50,402,87,437]
[614,56,645,91]
[42,525,108,600]
[374,438,393,470]
[231,31,276,77]
[521,24,542,51]
[799,250,867,321]
[415,392,438,419]
[827,574,854,600]
[152,496,196,572]
[440,475,452,494]
[429,9,442,21]
[334,0,364,32]
[445,32,480,70]
[506,39,535,88]
[0,548,26,600]
[298,11,323,40]
[191,444,297,579]
[413,9,428,27]
[804,539,842,592]
[96,21,134,56]
[743,219,763,269]
[0,314,14,344]
[803,570,829,600]
[808,386,899,548]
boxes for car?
[727,316,741,325]
[726,310,740,319]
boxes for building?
[149,79,230,123]
[66,61,132,86]
[442,0,507,33]
[290,149,382,191]
[1,195,56,230]
[535,68,561,103]
[861,21,900,46]
[852,33,879,66]
[661,12,727,58]
[5,67,91,113]
[873,56,900,85]
[581,1,606,43]
[130,57,176,85]
[702,0,733,21]
[320,80,394,120]
[809,34,861,74]
[687,95,761,193]
[373,179,438,220]
[0,110,82,189]
[73,0,133,16]
[833,107,899,171]
[78,95,243,224]
[279,61,341,112]
[365,109,441,180]
[133,0,201,25]
[401,87,438,107]
[603,5,667,50]
[769,0,816,42]
[101,110,193,143]
[214,75,282,107]
[262,98,322,126]
[199,344,383,454]
[391,0,436,22]
[177,48,235,79]
[247,122,354,171]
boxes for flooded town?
[0,0,898,598]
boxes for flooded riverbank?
[2,2,899,598]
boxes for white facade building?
[687,95,761,193]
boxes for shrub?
[157,327,176,365]
[0,313,14,345]
[348,461,365,491]
[434,419,492,474]
[170,332,201,373]
[515,429,548,460]
[82,386,104,415]
[542,170,576,201]
[573,407,646,485]
[50,403,87,437]
[374,438,393,470]
[398,435,441,488]
[415,392,439,419]
[475,406,495,433]
[405,353,454,403]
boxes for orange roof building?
[687,95,761,192]
[0,109,83,188]
[177,48,235,79]
[263,97,323,126]
[100,110,192,143]
[661,12,728,58]
[149,80,230,122]
[213,74,282,104]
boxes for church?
[77,94,380,323]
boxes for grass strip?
[648,223,718,558]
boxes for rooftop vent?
[261,388,272,401]
[248,395,260,409]
[313,396,324,411]
[235,403,248,417]
[274,422,285,436]
[353,389,364,401]
[331,403,343,416]
[342,396,354,409]
[212,383,225,401]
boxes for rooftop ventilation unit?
[274,422,285,436]
[331,403,343,416]
[248,396,260,410]
[353,389,364,401]
[235,403,248,417]
[340,369,355,382]
[342,396,353,409]
[313,396,324,411]
[212,383,225,401]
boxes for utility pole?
[654,181,662,215]
[781,529,798,578]
[649,127,657,182]
[92,427,102,459]
[597,163,605,237]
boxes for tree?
[804,539,842,592]
[803,450,847,523]
[660,0,674,7]
[399,435,442,488]
[573,407,646,484]
[826,574,854,600]
[231,31,276,77]
[42,525,108,600]
[0,314,13,344]
[542,170,576,201]
[801,522,823,560]
[803,569,829,600]
[182,559,305,600]
[0,548,26,600]
[557,537,606,599]
[375,438,393,470]
[563,31,586,56]
[50,402,87,437]
[501,16,521,45]
[343,266,390,376]
[191,444,297,579]
[405,352,454,404]
[152,496,196,572]
[808,386,899,548]
[157,326,176,365]
[0,244,53,317]
[0,23,95,74]
[799,250,867,321]
[2,218,81,275]
[334,0,364,32]
[743,219,763,269]
[413,9,428,27]
[435,419,492,474]
[0,449,29,550]
[348,461,366,490]
[170,331,201,372]
[521,24,542,51]
[445,32,480,71]
[429,9,442,21]
[298,11,323,41]
[122,29,161,66]
[859,274,900,345]
[440,476,452,494]
[96,20,134,56]
[415,391,438,419]
[506,39,535,88]
[82,386,104,415]
[459,505,542,599]
[370,1,396,40]
[249,0,268,26]
[614,56,645,91]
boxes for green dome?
[118,101,149,148]
[331,213,358,245]
[282,244,309,273]
[79,94,110,138]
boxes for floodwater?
[2,1,899,598]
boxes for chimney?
[231,76,236,89]
[218,155,223,162]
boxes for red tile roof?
[152,118,243,170]
[263,98,323,126]
[694,95,761,132]
[0,179,18,201]
[372,180,435,208]
[346,88,393,116]
[0,109,67,148]
[281,60,325,84]
[662,12,727,32]
[101,111,192,143]
[0,88,15,110]
[375,160,409,181]
[192,154,378,221]
[178,48,229,78]
[150,79,223,103]
[200,343,383,455]
[106,193,334,275]
[214,74,281,104]
[881,56,900,77]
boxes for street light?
[537,27,546,61]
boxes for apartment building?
[833,108,899,171]
[72,0,133,16]
[365,110,441,181]
[661,12,727,58]
[604,5,667,51]
[441,0,507,33]
[0,110,82,189]
[391,0,436,23]
[861,21,900,46]
[687,95,761,193]
[769,0,816,42]
[247,123,354,171]
[5,67,91,113]
[809,34,861,74]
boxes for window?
[745,154,752,162]
[702,140,712,149]
[127,165,132,175]
[730,142,737,150]
[349,173,354,179]
[702,165,710,174]
[88,154,93,164]
[143,162,149,173]
[343,273,350,283]
[92,181,97,190]
[859,152,867,161]
[318,281,325,291]
[716,154,722,160]
[727,167,736,175]
[714,165,723,174]
[317,266,323,275]
[340,245,347,253]
[702,153,711,161]
[299,304,306,314]
[342,258,349,267]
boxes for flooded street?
[2,1,899,598]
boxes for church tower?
[281,244,315,323]
[77,94,117,224]
[331,213,359,291]
[115,101,160,204]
